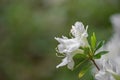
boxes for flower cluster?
[55,22,89,70]
[55,21,120,80]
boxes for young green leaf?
[94,51,108,59]
[78,61,94,80]
[112,73,120,80]
[84,47,90,55]
[78,61,91,78]
[73,54,88,70]
[79,69,94,80]
[73,53,87,59]
[95,41,105,52]
[90,32,96,50]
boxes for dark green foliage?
[95,41,105,52]
[94,51,109,59]
[78,61,94,80]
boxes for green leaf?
[73,54,88,70]
[90,32,96,50]
[78,65,89,78]
[84,47,90,55]
[79,69,94,80]
[78,61,94,80]
[94,51,108,59]
[74,58,88,70]
[78,61,90,78]
[95,40,105,52]
[112,73,120,80]
[74,54,87,59]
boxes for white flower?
[55,21,89,70]
[55,37,80,53]
[56,54,74,69]
[95,58,120,80]
[110,14,120,32]
[95,70,115,80]
[71,21,89,47]
[56,49,83,69]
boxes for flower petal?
[56,57,68,68]
[55,37,81,53]
[67,59,74,70]
[95,70,106,80]
[71,21,86,37]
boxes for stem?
[91,59,100,71]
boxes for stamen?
[56,53,65,57]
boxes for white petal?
[81,25,88,38]
[67,59,74,70]
[56,57,68,68]
[80,38,89,47]
[71,21,86,38]
[70,22,89,48]
[62,36,68,39]
[54,37,64,44]
[110,14,120,30]
[75,21,84,32]
[95,70,114,80]
[66,39,80,53]
[66,54,75,70]
[96,58,119,80]
[57,44,66,53]
[55,37,81,53]
[95,71,106,80]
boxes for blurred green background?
[0,0,120,80]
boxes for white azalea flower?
[95,70,115,80]
[55,21,89,70]
[95,58,120,80]
[71,21,89,47]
